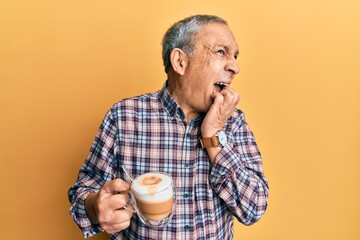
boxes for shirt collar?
[159,81,185,120]
[159,81,205,124]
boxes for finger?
[107,193,130,210]
[112,208,133,224]
[211,90,221,100]
[114,179,131,192]
[211,92,224,107]
[123,204,134,213]
[105,220,131,234]
[221,88,239,107]
[221,86,237,98]
[100,207,133,234]
[113,220,131,232]
[103,179,131,194]
[225,92,240,107]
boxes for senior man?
[68,14,268,239]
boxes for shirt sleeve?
[209,111,269,225]
[68,109,119,238]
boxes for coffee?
[136,197,173,221]
[131,173,174,222]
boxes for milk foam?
[132,172,173,202]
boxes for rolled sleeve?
[68,190,103,238]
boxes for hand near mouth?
[201,86,240,164]
[201,86,240,138]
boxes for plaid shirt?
[68,82,268,239]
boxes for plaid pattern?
[68,82,268,239]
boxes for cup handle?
[123,192,136,213]
[123,203,136,213]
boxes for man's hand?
[85,179,133,234]
[201,87,240,164]
[202,87,240,137]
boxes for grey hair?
[162,15,227,73]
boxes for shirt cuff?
[69,190,103,238]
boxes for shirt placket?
[180,121,198,238]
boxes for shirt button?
[183,193,190,198]
[186,133,191,138]
[184,163,190,168]
[184,225,191,230]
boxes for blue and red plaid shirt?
[68,82,268,239]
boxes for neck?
[167,77,200,122]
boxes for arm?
[209,113,268,225]
[201,87,268,225]
[68,109,132,237]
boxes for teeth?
[215,82,228,90]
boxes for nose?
[226,57,240,75]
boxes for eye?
[216,49,225,55]
[234,54,238,60]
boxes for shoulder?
[107,91,161,118]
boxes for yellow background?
[1,0,359,239]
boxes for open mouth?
[214,82,229,91]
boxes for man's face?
[181,22,240,114]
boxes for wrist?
[200,130,227,148]
[85,192,99,224]
[201,128,220,138]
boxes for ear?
[169,48,188,75]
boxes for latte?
[131,173,174,221]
